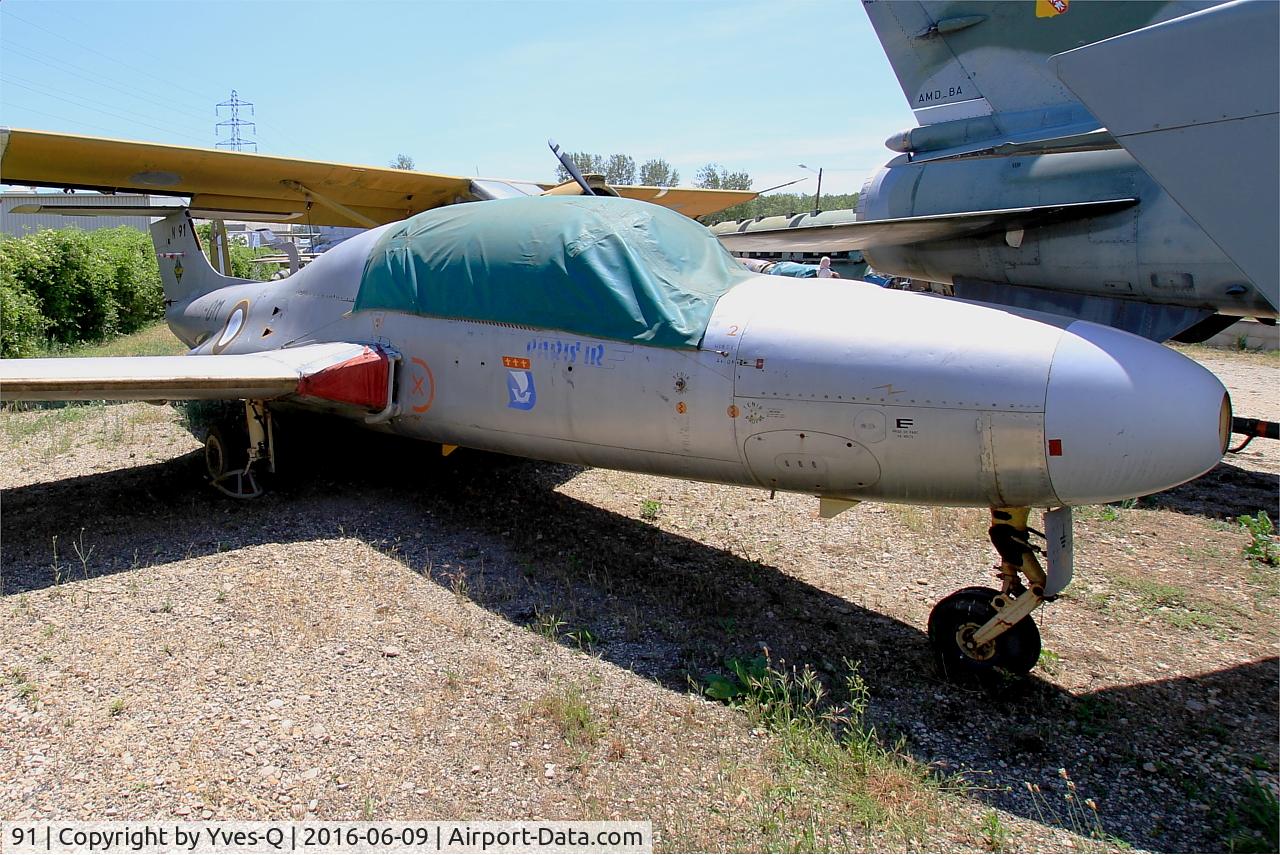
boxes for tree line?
[391,150,860,225]
[549,152,857,225]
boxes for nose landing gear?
[928,507,1074,683]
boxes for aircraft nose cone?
[1045,321,1229,505]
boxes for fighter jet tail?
[862,0,1212,142]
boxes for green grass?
[1037,649,1061,675]
[5,667,39,710]
[1239,512,1278,566]
[980,810,1011,853]
[1,322,186,449]
[1223,776,1280,853]
[1111,575,1239,635]
[701,657,950,850]
[535,684,603,749]
[39,321,187,358]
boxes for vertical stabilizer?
[1051,0,1279,311]
[862,1,1217,133]
[149,210,252,308]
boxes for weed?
[1113,575,1236,633]
[448,570,470,603]
[701,656,768,702]
[1024,769,1110,843]
[564,627,598,652]
[531,608,565,644]
[50,535,66,588]
[158,600,174,614]
[361,794,377,821]
[214,589,227,604]
[1239,511,1277,566]
[980,810,1010,852]
[5,667,39,710]
[108,698,125,717]
[1248,754,1275,772]
[701,655,944,847]
[1167,611,1219,631]
[535,684,602,749]
[639,499,661,521]
[1224,775,1279,853]
[1072,697,1114,737]
[1037,649,1061,674]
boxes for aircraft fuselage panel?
[859,148,1273,318]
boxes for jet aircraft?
[0,130,1233,683]
[712,0,1278,345]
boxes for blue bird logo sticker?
[507,369,536,410]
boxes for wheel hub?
[955,622,996,661]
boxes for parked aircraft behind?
[713,0,1278,345]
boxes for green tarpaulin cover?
[354,196,753,348]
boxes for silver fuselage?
[171,217,1228,510]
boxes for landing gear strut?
[203,399,273,499]
[928,506,1073,682]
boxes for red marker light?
[1048,439,1063,457]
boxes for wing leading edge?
[713,199,1137,253]
[0,342,390,410]
[0,128,756,225]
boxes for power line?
[0,36,298,152]
[0,75,210,143]
[0,100,121,137]
[1,38,223,128]
[1,7,217,103]
[1,10,302,152]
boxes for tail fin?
[862,1,1210,131]
[150,209,251,308]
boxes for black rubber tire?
[205,423,248,481]
[927,586,1041,683]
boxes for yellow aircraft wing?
[0,128,756,226]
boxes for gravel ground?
[1,347,1276,852]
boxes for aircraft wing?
[713,199,1137,253]
[1050,0,1279,312]
[0,342,391,409]
[0,128,755,225]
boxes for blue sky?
[1,0,916,196]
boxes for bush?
[0,226,165,356]
[0,276,49,358]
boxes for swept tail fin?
[149,209,252,309]
[862,1,1215,134]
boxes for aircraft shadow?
[1140,459,1279,520]
[1,426,1275,852]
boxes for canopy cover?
[354,196,753,348]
